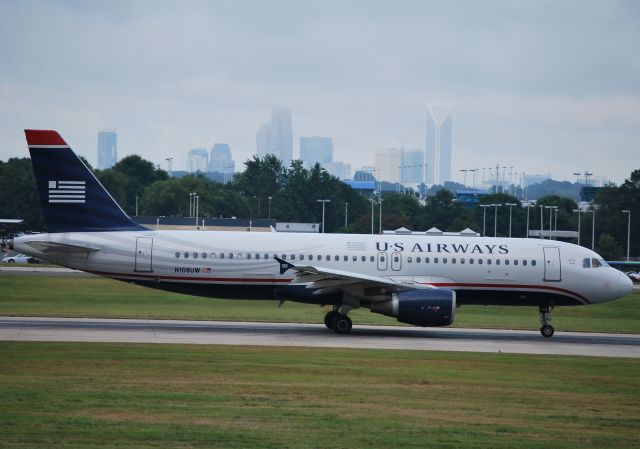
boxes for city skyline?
[0,1,638,183]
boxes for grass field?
[1,342,639,448]
[0,275,638,333]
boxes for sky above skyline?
[1,0,638,184]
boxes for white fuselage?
[14,230,633,307]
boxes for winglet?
[274,256,295,275]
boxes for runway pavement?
[1,316,639,357]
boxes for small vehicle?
[1,253,38,264]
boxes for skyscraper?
[186,148,208,173]
[255,108,293,164]
[97,130,117,169]
[209,143,235,182]
[300,136,333,167]
[400,148,424,185]
[425,104,452,185]
[375,148,402,183]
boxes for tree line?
[0,154,638,259]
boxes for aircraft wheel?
[333,315,352,334]
[324,311,341,330]
[540,324,555,338]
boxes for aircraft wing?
[274,256,436,296]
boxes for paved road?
[0,266,96,277]
[1,316,639,358]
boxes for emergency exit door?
[135,237,153,272]
[543,247,561,281]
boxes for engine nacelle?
[370,289,456,327]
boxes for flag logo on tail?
[48,180,86,204]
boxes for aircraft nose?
[617,271,634,297]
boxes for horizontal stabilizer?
[25,240,101,253]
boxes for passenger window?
[478,259,483,265]
[219,253,224,259]
[352,256,357,262]
[380,256,385,262]
[487,259,492,265]
[495,259,500,265]
[343,255,348,261]
[229,253,234,259]
[317,255,322,261]
[523,260,527,266]
[451,258,456,264]
[407,257,412,263]
[211,253,217,259]
[175,252,180,258]
[202,253,207,259]
[335,255,339,261]
[416,257,421,263]
[505,260,509,265]
[514,260,518,266]
[460,258,465,264]
[326,255,330,261]
[592,258,603,268]
[282,254,286,260]
[237,254,242,260]
[184,252,189,258]
[308,255,312,260]
[361,256,366,262]
[531,260,536,266]
[425,257,430,263]
[290,254,295,260]
[255,254,260,259]
[434,257,439,263]
[370,256,375,262]
[469,258,474,264]
[394,256,399,262]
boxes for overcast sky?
[1,0,638,183]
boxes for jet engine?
[370,289,456,327]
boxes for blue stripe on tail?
[29,144,147,233]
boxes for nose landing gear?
[539,305,555,338]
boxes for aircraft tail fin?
[25,130,146,233]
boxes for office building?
[186,148,208,173]
[97,130,117,169]
[300,137,333,167]
[425,104,452,185]
[255,107,293,164]
[209,143,235,183]
[375,148,402,183]
[322,161,351,180]
[400,148,424,185]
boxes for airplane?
[8,130,633,338]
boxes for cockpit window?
[583,258,591,268]
[592,258,603,268]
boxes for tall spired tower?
[425,104,452,185]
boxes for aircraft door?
[377,252,388,271]
[135,237,153,272]
[391,252,402,271]
[543,247,561,281]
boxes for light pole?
[194,194,199,227]
[573,209,582,246]
[573,172,581,184]
[491,204,502,237]
[623,210,631,261]
[539,205,544,239]
[525,204,533,238]
[379,197,383,234]
[480,204,490,237]
[188,192,195,218]
[554,207,559,239]
[268,196,272,220]
[165,157,173,176]
[505,203,517,238]
[582,209,595,249]
[460,169,468,188]
[317,199,331,233]
[370,199,374,234]
[584,171,593,186]
[156,215,165,230]
[471,169,478,189]
[545,206,557,239]
[345,202,348,228]
[135,195,139,216]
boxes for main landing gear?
[539,305,555,338]
[324,307,353,334]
